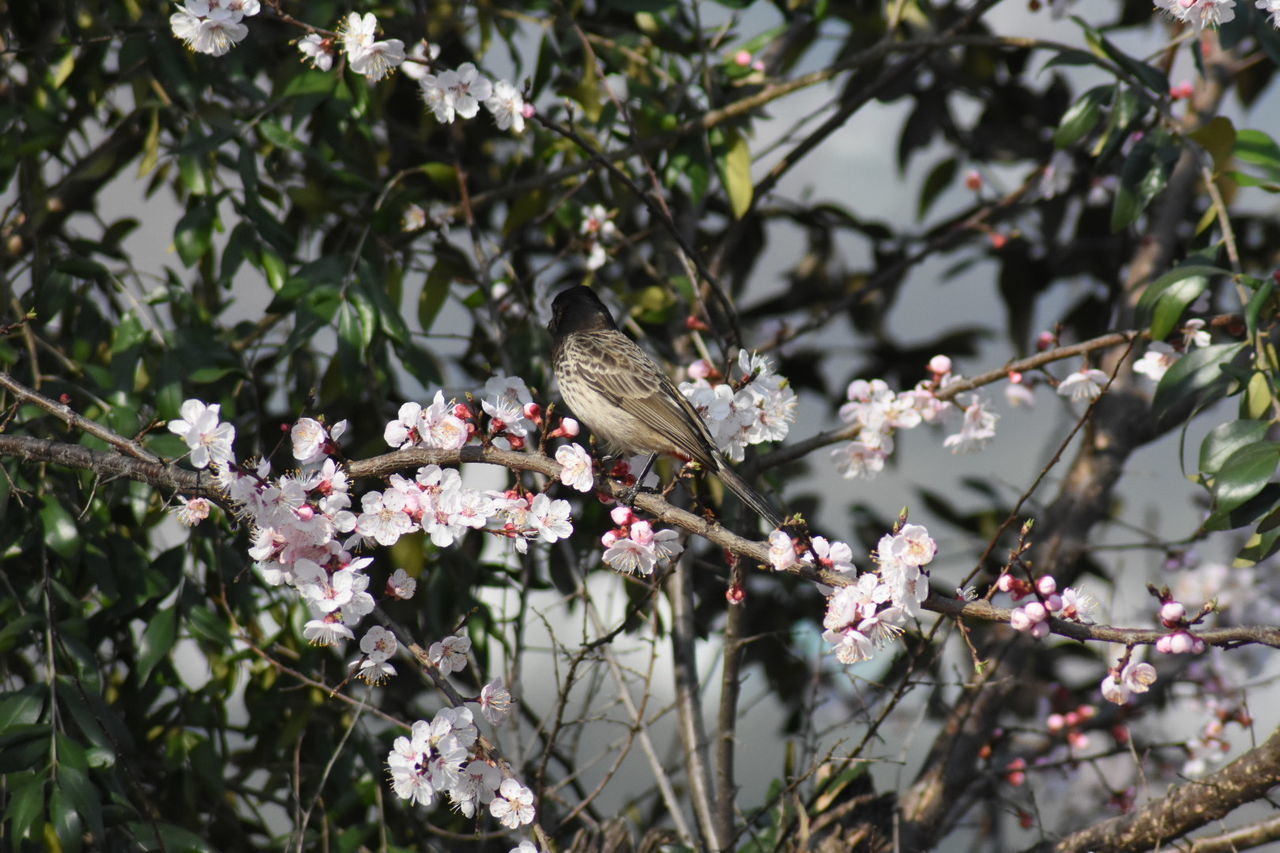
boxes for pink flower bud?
[687,359,712,380]
[453,403,473,419]
[1010,608,1032,632]
[1046,713,1065,733]
[610,505,636,526]
[1160,601,1185,625]
[1037,576,1057,595]
[1036,331,1056,351]
[1169,631,1194,654]
[734,49,752,66]
[600,531,619,548]
[1044,593,1063,612]
[1064,710,1080,727]
[997,574,1015,592]
[296,505,314,521]
[523,402,541,422]
[560,417,580,437]
[964,170,982,190]
[630,520,654,546]
[1067,730,1089,750]
[1030,621,1050,639]
[1156,635,1173,654]
[1023,602,1047,623]
[928,355,952,376]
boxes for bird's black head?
[548,286,618,338]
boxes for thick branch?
[1046,725,1280,853]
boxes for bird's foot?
[618,482,660,507]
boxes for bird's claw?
[618,482,657,507]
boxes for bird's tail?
[713,458,784,530]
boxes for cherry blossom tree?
[2,0,1280,850]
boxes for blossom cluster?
[996,573,1098,640]
[680,350,798,463]
[1148,0,1280,32]
[403,53,529,133]
[168,403,373,643]
[1180,695,1252,777]
[768,524,937,664]
[1100,659,1157,705]
[356,465,572,554]
[1153,595,1208,655]
[171,8,529,133]
[580,204,619,270]
[379,382,576,554]
[170,0,260,57]
[831,356,999,479]
[168,398,537,829]
[600,506,685,576]
[387,706,534,827]
[1133,318,1213,384]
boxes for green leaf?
[258,248,286,291]
[54,755,104,844]
[258,118,306,152]
[49,788,84,853]
[1235,128,1280,180]
[1203,483,1280,532]
[1136,264,1225,340]
[186,604,231,647]
[281,69,337,99]
[1091,87,1142,164]
[718,130,754,219]
[137,603,177,684]
[1212,441,1280,512]
[1245,275,1276,339]
[1200,420,1271,476]
[336,301,367,365]
[1243,370,1274,420]
[1188,116,1236,173]
[177,152,210,196]
[40,497,81,560]
[1225,170,1280,191]
[1078,17,1169,93]
[419,269,451,332]
[1111,134,1180,231]
[55,678,120,760]
[174,203,215,267]
[0,613,41,654]
[0,686,46,730]
[138,108,161,178]
[1054,85,1110,148]
[1238,525,1280,565]
[3,772,44,842]
[126,822,220,853]
[1152,342,1247,425]
[918,157,957,220]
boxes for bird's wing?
[584,333,720,467]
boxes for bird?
[547,284,783,530]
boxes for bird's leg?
[618,452,659,506]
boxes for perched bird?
[548,285,783,529]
